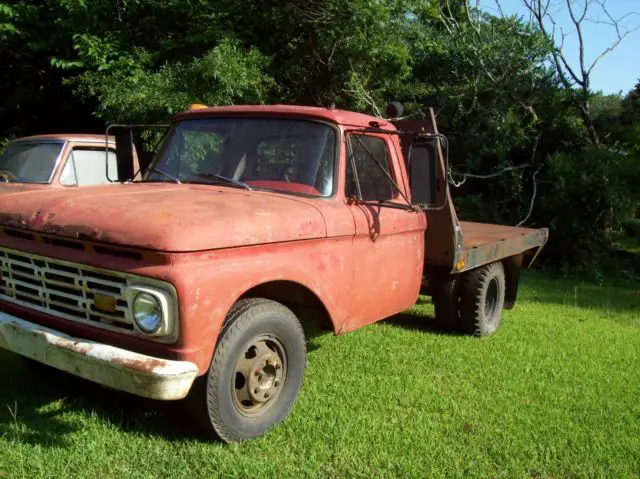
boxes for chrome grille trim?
[0,246,177,340]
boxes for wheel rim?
[231,335,287,417]
[485,277,499,323]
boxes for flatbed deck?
[459,221,548,272]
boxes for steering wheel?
[0,170,18,183]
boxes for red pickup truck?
[0,104,547,442]
[0,134,133,192]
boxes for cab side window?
[60,148,118,186]
[346,134,394,201]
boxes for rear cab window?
[60,148,118,186]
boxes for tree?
[213,0,417,109]
[622,80,640,121]
[71,40,274,123]
[521,0,640,146]
[620,80,640,153]
[0,1,102,137]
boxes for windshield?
[0,142,63,184]
[146,118,336,197]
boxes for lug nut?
[264,393,270,399]
[254,388,259,394]
[274,380,280,387]
[254,370,260,376]
[275,364,281,370]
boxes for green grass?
[1,271,639,478]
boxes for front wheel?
[459,262,506,336]
[188,298,306,442]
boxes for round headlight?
[132,292,163,334]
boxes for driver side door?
[344,133,425,331]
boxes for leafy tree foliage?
[1,0,638,274]
[71,40,273,123]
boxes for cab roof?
[171,104,394,129]
[12,134,115,144]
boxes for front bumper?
[0,312,199,400]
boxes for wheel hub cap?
[232,336,286,415]
[247,353,283,403]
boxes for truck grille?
[0,247,134,332]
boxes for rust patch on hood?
[0,212,27,228]
[0,209,107,242]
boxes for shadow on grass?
[0,323,334,448]
[381,311,463,336]
[301,322,332,354]
[0,350,215,448]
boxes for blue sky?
[482,0,640,95]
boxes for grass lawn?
[0,270,639,478]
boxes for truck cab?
[0,104,547,442]
[0,134,135,193]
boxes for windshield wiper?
[147,165,182,184]
[184,173,252,191]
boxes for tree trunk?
[580,105,601,146]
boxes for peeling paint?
[0,186,328,252]
[0,313,198,400]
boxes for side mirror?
[106,123,170,183]
[105,125,138,183]
[112,127,136,182]
[409,136,448,209]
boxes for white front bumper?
[0,312,198,400]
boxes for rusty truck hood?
[0,183,327,252]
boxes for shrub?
[535,146,640,275]
[622,218,640,236]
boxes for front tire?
[459,262,506,336]
[189,298,306,442]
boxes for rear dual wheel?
[432,262,506,336]
[187,298,306,442]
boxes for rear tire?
[187,298,306,442]
[459,262,506,336]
